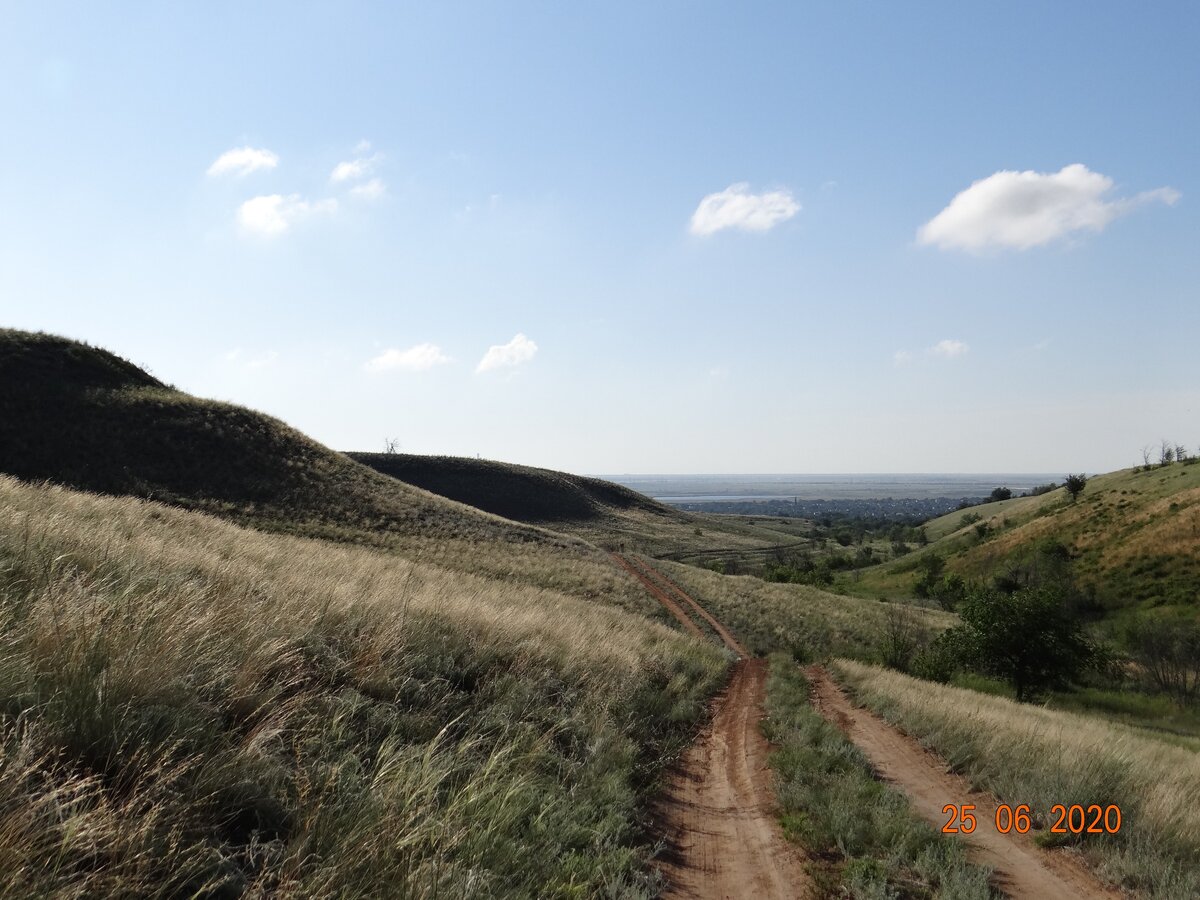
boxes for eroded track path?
[808,665,1120,900]
[613,555,810,899]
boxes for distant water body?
[600,474,1061,503]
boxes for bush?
[948,586,1096,701]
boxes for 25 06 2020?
[941,803,1122,835]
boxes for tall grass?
[763,655,996,898]
[834,659,1200,898]
[655,559,954,660]
[0,476,727,897]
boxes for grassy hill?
[350,452,802,556]
[0,330,566,548]
[0,473,726,897]
[1,329,796,572]
[851,464,1200,619]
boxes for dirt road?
[610,552,706,641]
[626,556,745,656]
[807,665,1120,900]
[613,555,809,898]
[654,658,810,899]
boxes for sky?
[2,2,1198,474]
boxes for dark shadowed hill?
[348,452,674,523]
[350,452,804,555]
[0,329,570,549]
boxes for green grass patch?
[763,654,996,898]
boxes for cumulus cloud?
[476,333,537,373]
[365,343,451,373]
[930,339,969,358]
[236,194,337,236]
[350,178,386,200]
[689,183,799,236]
[918,164,1180,251]
[207,146,279,177]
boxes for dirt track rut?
[613,555,809,898]
[654,657,810,899]
[808,665,1120,900]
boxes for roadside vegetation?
[763,656,996,898]
[652,559,954,662]
[0,476,727,897]
[833,660,1200,899]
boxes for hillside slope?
[853,465,1200,617]
[0,329,569,549]
[0,473,725,897]
[349,452,676,523]
[351,452,803,556]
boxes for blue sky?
[2,2,1197,473]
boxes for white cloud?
[350,178,386,200]
[689,183,799,236]
[331,152,381,183]
[893,350,913,365]
[930,339,969,358]
[365,343,451,373]
[207,146,279,177]
[353,139,373,154]
[476,333,537,373]
[917,164,1180,251]
[236,194,337,237]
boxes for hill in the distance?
[351,452,804,555]
[854,464,1200,619]
[349,452,672,524]
[0,328,795,561]
[0,329,569,550]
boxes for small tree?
[1160,439,1175,467]
[1127,616,1200,705]
[950,586,1095,701]
[383,437,401,455]
[1142,445,1153,469]
[880,604,929,672]
[989,486,1012,502]
[1064,473,1087,501]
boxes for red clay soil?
[653,658,811,899]
[628,557,746,657]
[610,552,706,640]
[807,665,1122,900]
[612,553,809,898]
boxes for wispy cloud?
[689,183,799,236]
[930,339,969,358]
[918,164,1180,251]
[364,343,451,373]
[331,150,382,183]
[207,146,278,177]
[223,348,279,369]
[476,333,537,373]
[350,178,386,201]
[893,350,913,366]
[237,194,337,237]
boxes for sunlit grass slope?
[652,559,954,660]
[351,452,803,556]
[0,476,727,897]
[852,465,1200,616]
[834,659,1200,898]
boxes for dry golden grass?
[0,475,727,897]
[654,559,955,660]
[833,659,1200,897]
